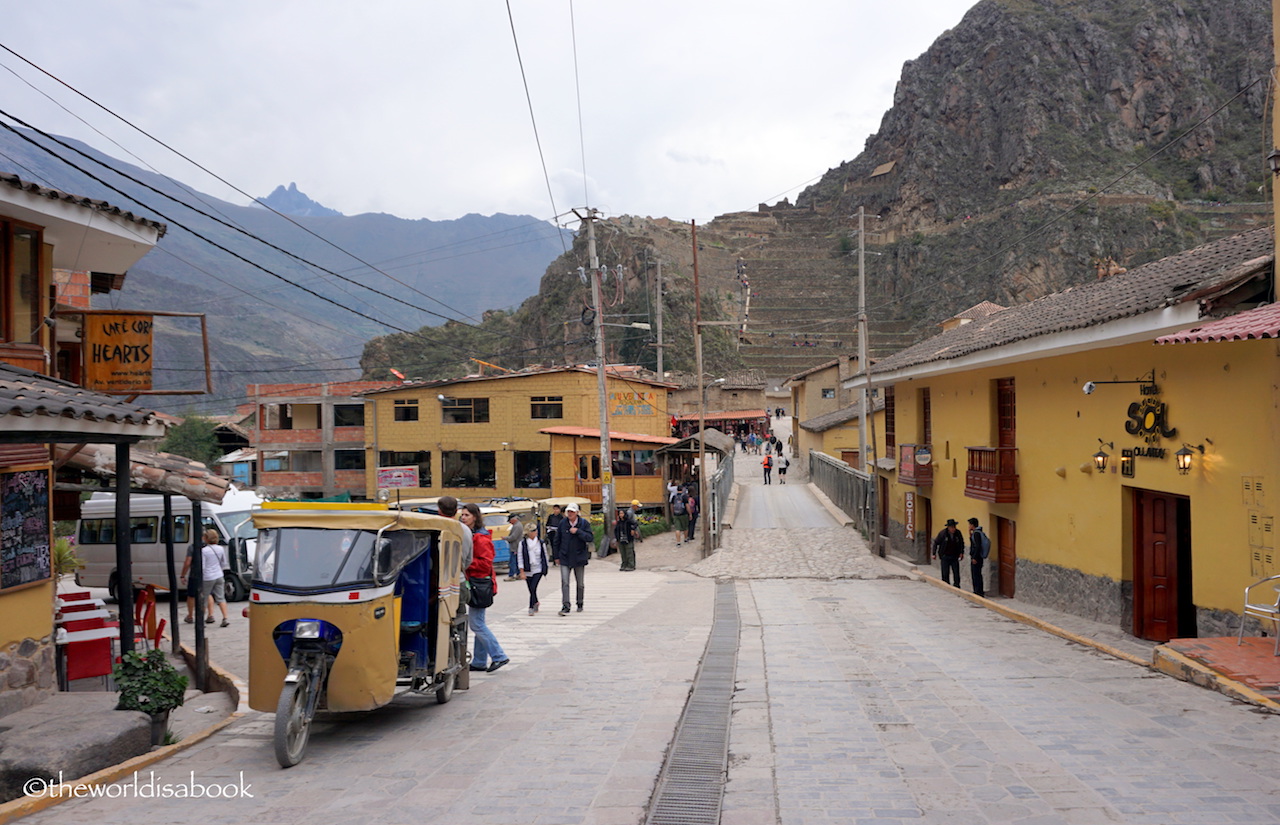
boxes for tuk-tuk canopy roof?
[252,502,465,542]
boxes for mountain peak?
[259,182,342,217]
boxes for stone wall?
[0,637,55,719]
[1015,558,1132,629]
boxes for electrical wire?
[504,1,567,255]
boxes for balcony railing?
[898,444,933,487]
[965,446,1019,503]
[575,480,602,502]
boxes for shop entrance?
[996,516,1016,597]
[1132,489,1193,642]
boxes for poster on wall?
[0,464,52,592]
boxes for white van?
[74,486,263,601]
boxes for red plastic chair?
[151,618,168,651]
[134,598,156,650]
[60,591,91,602]
[62,616,106,632]
[64,637,113,686]
[59,602,98,614]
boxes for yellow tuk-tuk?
[248,503,469,767]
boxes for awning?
[1156,303,1280,344]
[656,428,736,457]
[55,444,230,504]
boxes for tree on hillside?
[159,415,221,466]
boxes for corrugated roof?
[0,362,166,434]
[0,173,167,237]
[674,409,769,421]
[361,365,676,395]
[799,397,885,432]
[538,426,679,445]
[1156,303,1280,344]
[870,226,1274,375]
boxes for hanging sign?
[83,313,153,392]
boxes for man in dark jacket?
[552,502,591,615]
[932,519,965,588]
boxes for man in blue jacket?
[552,502,591,615]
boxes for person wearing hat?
[551,501,591,615]
[504,513,524,581]
[615,500,641,571]
[932,518,966,588]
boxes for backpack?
[974,529,991,559]
[763,455,772,469]
[672,496,686,515]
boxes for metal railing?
[706,451,735,553]
[808,450,875,539]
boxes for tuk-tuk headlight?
[294,620,321,639]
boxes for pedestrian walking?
[932,518,965,588]
[504,513,524,580]
[762,453,773,484]
[968,517,991,597]
[616,501,640,571]
[778,453,790,484]
[672,492,688,545]
[460,503,509,672]
[544,503,564,552]
[515,523,548,614]
[685,491,699,543]
[551,501,591,615]
[180,528,231,627]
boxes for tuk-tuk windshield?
[254,526,431,591]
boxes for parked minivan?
[74,486,263,601]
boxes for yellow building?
[363,367,673,503]
[784,357,858,458]
[848,227,1276,642]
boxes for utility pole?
[576,207,615,539]
[693,220,710,558]
[856,205,878,547]
[857,206,869,475]
[654,259,665,378]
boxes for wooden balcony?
[575,480,602,503]
[965,446,1019,503]
[898,444,933,487]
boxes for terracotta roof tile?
[0,173,167,237]
[1156,302,1280,344]
[0,362,164,428]
[872,227,1274,374]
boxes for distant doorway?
[996,516,1016,598]
[1133,489,1193,642]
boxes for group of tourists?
[931,517,992,597]
[667,481,700,546]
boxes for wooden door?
[922,497,933,561]
[1134,489,1190,642]
[997,516,1016,597]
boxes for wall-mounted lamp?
[1268,148,1280,176]
[437,394,448,402]
[1175,443,1204,475]
[1093,440,1114,472]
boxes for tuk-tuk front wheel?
[435,670,455,704]
[274,672,314,768]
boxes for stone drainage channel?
[645,580,740,825]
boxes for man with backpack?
[968,517,991,597]
[762,453,773,484]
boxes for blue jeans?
[560,563,585,610]
[468,606,506,668]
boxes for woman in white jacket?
[515,524,549,615]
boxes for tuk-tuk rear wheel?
[274,672,314,768]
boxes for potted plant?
[113,649,188,745]
[53,536,84,580]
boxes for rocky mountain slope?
[363,0,1274,385]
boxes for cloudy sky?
[3,0,975,227]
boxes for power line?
[504,0,566,254]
